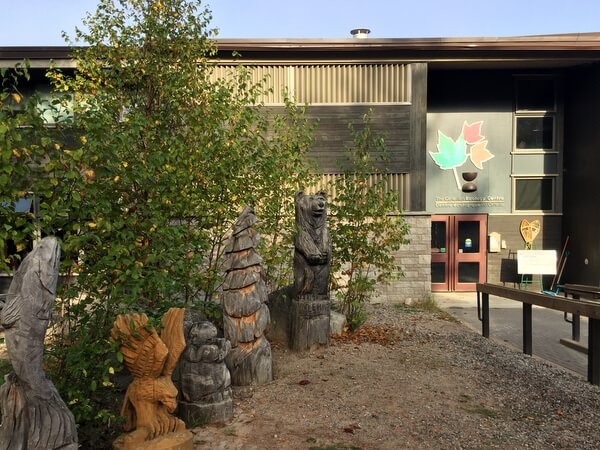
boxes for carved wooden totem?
[223,206,273,385]
[176,310,233,424]
[0,236,78,450]
[111,307,192,450]
[291,191,331,351]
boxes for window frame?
[512,75,561,213]
[514,114,556,152]
[512,175,557,213]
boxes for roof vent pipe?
[350,28,371,39]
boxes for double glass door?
[431,215,487,291]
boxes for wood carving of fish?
[0,236,78,450]
[1,236,60,399]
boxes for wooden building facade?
[4,32,600,300]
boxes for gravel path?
[192,303,600,449]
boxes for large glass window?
[514,178,554,211]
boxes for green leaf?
[429,131,468,170]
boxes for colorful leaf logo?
[462,121,484,144]
[429,131,468,170]
[470,140,494,169]
[429,121,495,191]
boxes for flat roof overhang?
[3,32,600,70]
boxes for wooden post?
[572,314,581,341]
[570,293,581,342]
[482,292,490,338]
[523,303,533,355]
[588,318,600,385]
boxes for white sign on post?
[517,250,557,275]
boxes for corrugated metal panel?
[211,65,289,104]
[212,64,409,104]
[310,172,410,211]
[295,64,409,104]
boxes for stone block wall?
[374,214,431,304]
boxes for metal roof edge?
[2,32,600,62]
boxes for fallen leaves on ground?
[332,324,404,346]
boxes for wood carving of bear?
[293,191,331,298]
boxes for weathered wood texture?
[266,286,294,345]
[293,192,331,298]
[290,296,331,351]
[409,63,428,212]
[223,207,273,386]
[175,311,233,425]
[266,105,411,173]
[291,192,331,351]
[0,236,78,450]
[477,282,600,385]
[307,105,411,173]
[111,308,187,450]
[477,283,600,319]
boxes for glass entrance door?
[431,214,487,291]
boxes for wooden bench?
[476,282,600,385]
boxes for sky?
[1,0,600,45]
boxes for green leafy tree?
[329,112,410,330]
[0,63,81,277]
[2,0,313,445]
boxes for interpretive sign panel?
[517,250,557,275]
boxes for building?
[3,32,600,301]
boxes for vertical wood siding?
[310,172,410,211]
[212,64,410,104]
[294,64,409,104]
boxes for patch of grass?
[394,296,460,322]
[465,404,499,418]
[394,296,440,313]
[412,295,441,312]
[393,303,421,314]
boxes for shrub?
[329,112,410,330]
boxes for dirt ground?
[190,303,600,450]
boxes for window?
[515,116,554,150]
[514,178,554,211]
[513,76,560,213]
